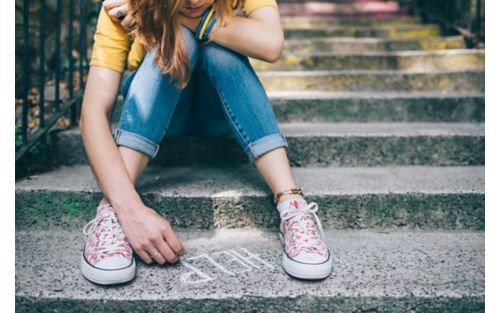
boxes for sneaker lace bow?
[83,210,129,259]
[280,201,326,253]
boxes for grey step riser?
[51,131,485,167]
[252,52,485,71]
[280,16,421,27]
[258,71,485,92]
[16,297,484,313]
[111,96,485,124]
[270,96,485,123]
[15,191,484,231]
[284,25,440,39]
[285,37,466,53]
[279,8,411,19]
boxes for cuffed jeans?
[113,26,288,163]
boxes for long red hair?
[129,0,244,89]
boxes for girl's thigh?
[120,69,196,139]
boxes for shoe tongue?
[96,204,115,216]
[277,197,308,214]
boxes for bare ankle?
[98,199,110,207]
[277,194,304,206]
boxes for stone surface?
[284,36,466,53]
[280,16,421,27]
[278,1,409,18]
[15,229,484,312]
[15,165,484,230]
[50,122,485,166]
[284,24,441,39]
[257,70,485,93]
[267,92,485,122]
[251,49,485,71]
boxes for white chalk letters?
[179,248,274,284]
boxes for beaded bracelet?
[274,187,304,205]
[195,6,217,42]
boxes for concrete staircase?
[15,2,484,312]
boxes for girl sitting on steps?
[79,0,333,285]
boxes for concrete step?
[267,92,484,123]
[280,16,421,28]
[284,24,441,39]
[15,165,484,230]
[257,70,485,93]
[111,92,484,124]
[251,49,485,72]
[15,229,484,312]
[50,122,484,167]
[278,1,408,17]
[284,36,466,53]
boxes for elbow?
[264,47,283,63]
[262,36,284,63]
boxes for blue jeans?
[113,26,288,163]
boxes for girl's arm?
[181,7,285,63]
[82,4,186,263]
[102,0,284,63]
[80,67,141,212]
[80,67,185,265]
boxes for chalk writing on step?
[179,247,274,284]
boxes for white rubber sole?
[81,253,136,285]
[279,233,333,280]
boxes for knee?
[142,26,199,74]
[198,43,248,73]
[180,26,199,70]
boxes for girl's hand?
[102,0,136,32]
[116,205,186,265]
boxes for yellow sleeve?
[90,6,132,74]
[127,38,147,72]
[243,0,278,17]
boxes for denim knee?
[181,26,200,70]
[114,26,201,159]
[198,43,249,74]
[197,43,288,163]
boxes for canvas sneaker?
[277,198,333,280]
[81,203,136,285]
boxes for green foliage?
[15,124,23,148]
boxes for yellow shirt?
[90,0,278,73]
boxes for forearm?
[181,7,284,62]
[208,13,284,62]
[79,67,144,215]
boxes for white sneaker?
[277,198,333,280]
[81,203,136,285]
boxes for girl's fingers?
[154,238,178,264]
[121,15,136,32]
[135,249,153,265]
[108,4,129,23]
[102,0,127,10]
[161,224,185,257]
[145,244,168,265]
[102,0,127,16]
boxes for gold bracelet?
[274,187,303,205]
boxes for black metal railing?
[15,0,100,162]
